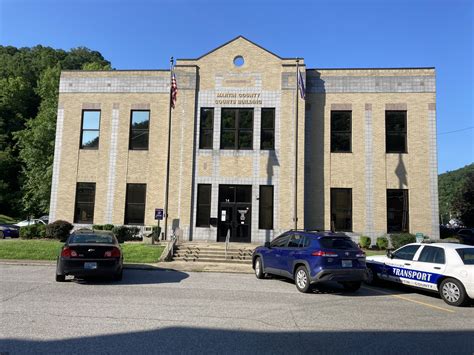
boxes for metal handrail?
[170,234,177,258]
[160,233,178,262]
[225,229,230,260]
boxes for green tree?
[452,171,474,227]
[0,76,34,215]
[61,47,109,70]
[438,163,474,224]
[81,62,112,70]
[0,45,111,217]
[14,66,60,215]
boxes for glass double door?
[217,185,252,243]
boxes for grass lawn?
[0,214,17,224]
[364,249,386,256]
[0,240,164,263]
[121,244,165,263]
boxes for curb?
[0,259,253,274]
[0,259,159,271]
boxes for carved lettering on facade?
[215,92,262,105]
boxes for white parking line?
[362,286,455,313]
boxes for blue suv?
[252,230,367,293]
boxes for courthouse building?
[49,36,440,243]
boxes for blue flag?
[298,69,305,99]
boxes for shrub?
[92,224,115,231]
[103,224,115,231]
[376,236,389,250]
[45,220,73,241]
[112,226,142,243]
[389,233,416,250]
[20,224,46,239]
[359,236,371,249]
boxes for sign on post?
[415,232,424,243]
[155,208,164,220]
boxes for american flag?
[171,71,178,109]
[297,68,305,100]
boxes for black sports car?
[56,230,123,282]
[456,229,474,246]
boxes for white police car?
[366,243,474,306]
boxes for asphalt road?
[1,265,473,354]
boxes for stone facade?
[50,36,439,243]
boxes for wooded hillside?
[439,163,474,226]
[0,45,111,218]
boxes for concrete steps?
[172,243,255,264]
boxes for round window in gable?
[233,56,244,67]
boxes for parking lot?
[1,264,473,354]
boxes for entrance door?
[217,185,252,243]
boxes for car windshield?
[319,237,358,250]
[456,248,474,265]
[69,234,114,244]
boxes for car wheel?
[341,281,362,292]
[113,269,123,281]
[56,274,65,282]
[440,278,469,307]
[0,231,4,239]
[254,257,265,279]
[295,266,311,293]
[365,267,379,285]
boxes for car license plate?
[342,260,352,268]
[84,262,97,270]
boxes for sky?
[1,0,472,173]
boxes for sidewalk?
[0,259,254,274]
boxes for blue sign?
[155,208,164,220]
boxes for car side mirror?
[264,242,271,248]
[386,250,394,259]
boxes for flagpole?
[294,58,299,230]
[164,56,174,241]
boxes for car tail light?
[61,247,78,258]
[104,247,121,258]
[356,250,366,258]
[312,250,338,257]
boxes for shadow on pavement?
[361,280,474,307]
[262,275,474,306]
[2,327,474,354]
[264,275,401,296]
[70,268,189,286]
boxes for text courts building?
[49,36,440,243]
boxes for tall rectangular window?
[125,183,146,225]
[129,110,150,150]
[259,185,274,229]
[260,108,275,150]
[199,108,214,149]
[387,189,409,233]
[331,111,351,153]
[386,111,407,153]
[74,182,96,223]
[220,108,253,149]
[196,184,211,227]
[80,110,101,149]
[330,188,352,231]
